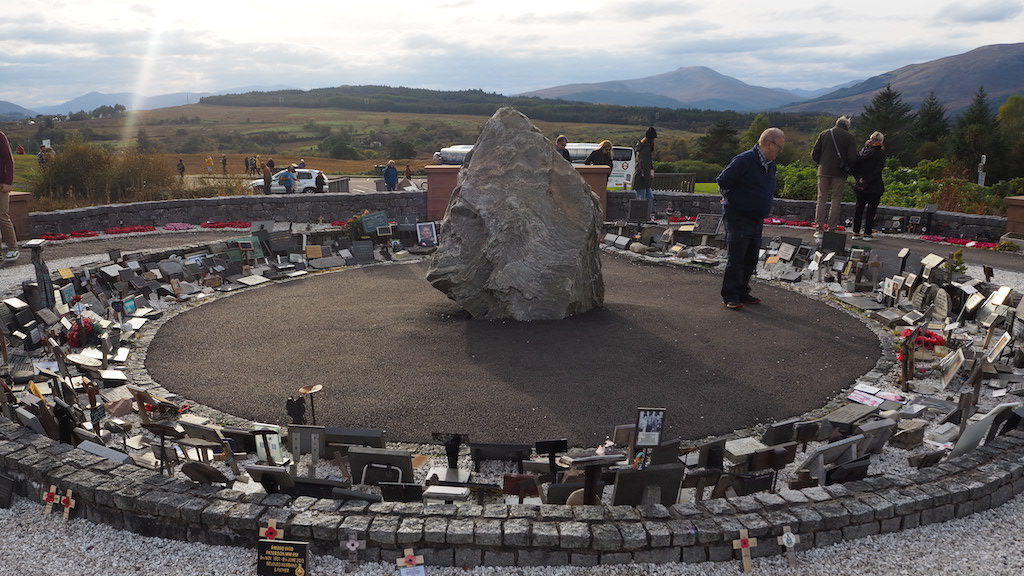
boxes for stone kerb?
[2,414,1024,567]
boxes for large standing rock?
[426,108,604,320]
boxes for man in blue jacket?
[717,127,785,310]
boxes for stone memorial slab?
[349,241,376,265]
[724,437,767,465]
[834,294,885,311]
[77,440,133,464]
[854,418,898,454]
[824,403,878,433]
[307,256,347,270]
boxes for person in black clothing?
[585,140,613,168]
[315,171,326,193]
[850,131,886,240]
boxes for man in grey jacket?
[811,116,859,238]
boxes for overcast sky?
[2,0,1022,109]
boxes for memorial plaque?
[350,241,375,265]
[692,213,723,236]
[361,211,389,234]
[911,283,932,310]
[257,539,308,576]
[932,289,951,320]
[777,243,797,262]
[820,231,846,254]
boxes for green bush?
[32,139,178,205]
[776,163,820,200]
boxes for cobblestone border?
[2,243,1023,567]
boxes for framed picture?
[59,283,76,305]
[416,222,437,247]
[634,407,666,448]
[123,297,138,316]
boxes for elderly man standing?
[717,128,785,310]
[811,116,858,238]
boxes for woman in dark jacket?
[851,131,886,240]
[585,140,614,168]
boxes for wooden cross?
[260,519,283,541]
[345,533,365,572]
[777,525,800,568]
[396,547,424,569]
[60,489,76,520]
[42,485,58,515]
[732,528,758,573]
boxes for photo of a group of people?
[635,407,666,448]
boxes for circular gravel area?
[146,255,881,446]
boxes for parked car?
[251,169,326,194]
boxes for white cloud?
[1,0,1022,108]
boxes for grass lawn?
[694,182,718,194]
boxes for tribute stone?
[426,107,604,321]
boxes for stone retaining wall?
[29,192,424,235]
[29,191,1008,242]
[2,417,1023,567]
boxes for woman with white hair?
[850,131,886,240]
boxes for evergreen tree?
[950,87,1005,181]
[913,91,949,143]
[694,119,739,166]
[855,83,914,164]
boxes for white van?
[435,145,474,165]
[565,143,636,190]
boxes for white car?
[251,169,326,194]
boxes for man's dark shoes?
[740,296,762,305]
[725,301,744,310]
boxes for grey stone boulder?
[426,107,604,321]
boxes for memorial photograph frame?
[416,222,437,247]
[634,407,666,448]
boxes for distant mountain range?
[520,66,803,112]
[0,85,295,119]
[3,44,1021,120]
[777,43,1024,114]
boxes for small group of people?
[812,116,887,240]
[381,161,415,191]
[716,117,888,311]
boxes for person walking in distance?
[0,131,19,261]
[811,116,858,238]
[632,127,657,201]
[850,131,887,240]
[717,128,785,310]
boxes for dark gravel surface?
[145,254,881,446]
